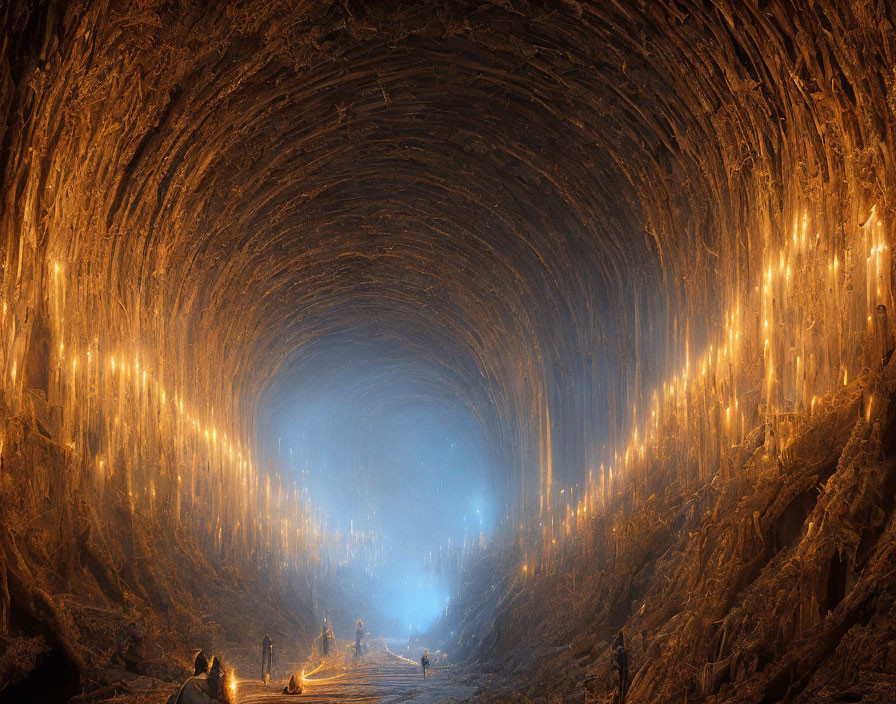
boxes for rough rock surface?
[0,387,314,702]
[447,360,896,703]
[1,2,895,703]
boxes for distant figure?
[193,650,209,676]
[321,620,330,656]
[261,633,274,683]
[355,619,364,660]
[611,631,629,704]
[421,649,430,679]
[876,303,891,364]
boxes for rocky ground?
[236,645,479,704]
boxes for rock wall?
[1,2,895,702]
[0,385,317,702]
[448,358,896,703]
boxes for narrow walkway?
[236,641,476,704]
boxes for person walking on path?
[261,633,274,683]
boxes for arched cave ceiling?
[1,0,893,513]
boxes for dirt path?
[235,642,477,704]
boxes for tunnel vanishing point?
[1,1,896,703]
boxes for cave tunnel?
[1,2,895,703]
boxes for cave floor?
[236,646,478,704]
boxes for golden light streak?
[548,203,889,561]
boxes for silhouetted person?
[193,650,209,676]
[261,633,274,682]
[355,619,364,660]
[421,649,430,678]
[321,620,330,656]
[169,654,235,704]
[612,631,628,704]
[876,303,891,364]
[207,657,226,700]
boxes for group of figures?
[168,651,236,704]
[317,617,367,662]
[253,618,370,697]
[165,617,455,703]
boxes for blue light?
[263,338,497,633]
